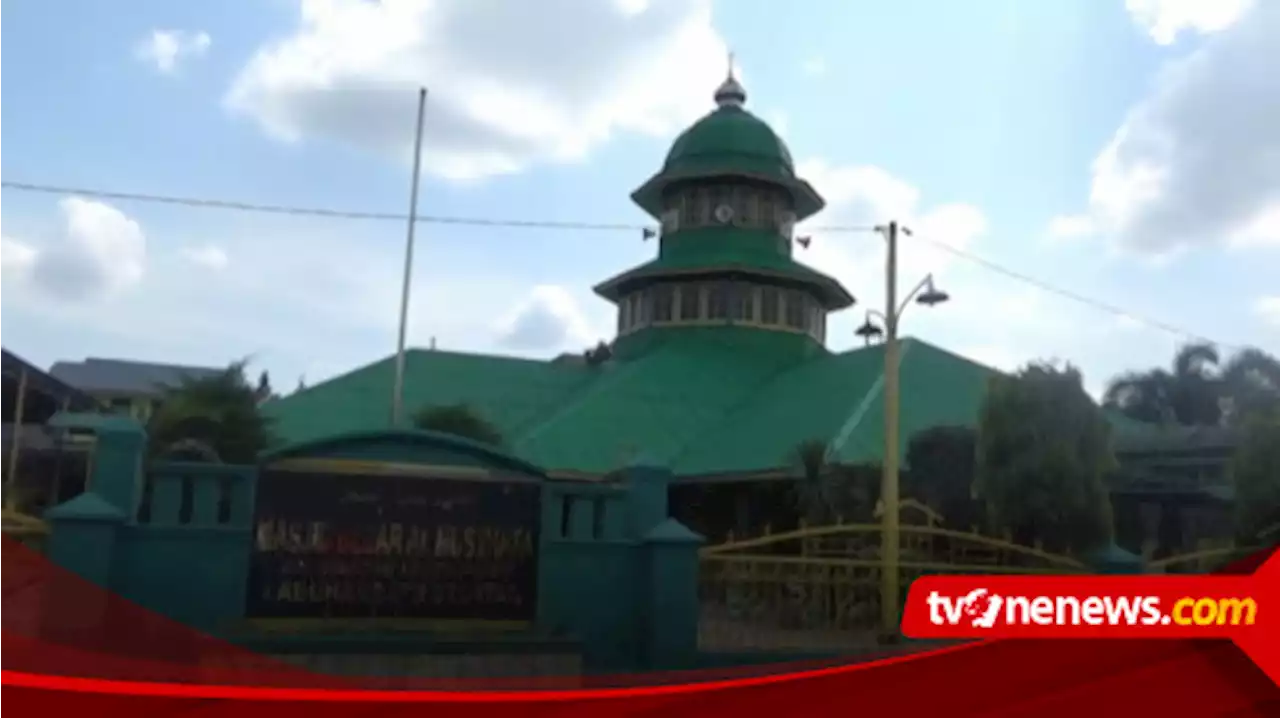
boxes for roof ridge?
[498,371,606,445]
[81,356,221,369]
[284,347,577,401]
[510,356,651,449]
[663,349,829,469]
[667,342,895,474]
[894,336,1003,374]
[824,343,901,461]
[406,346,571,367]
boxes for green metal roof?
[630,89,824,220]
[265,337,1005,478]
[666,106,794,174]
[671,339,999,475]
[592,227,855,309]
[263,349,598,449]
[1112,422,1238,456]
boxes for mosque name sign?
[245,466,540,623]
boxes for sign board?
[246,466,540,622]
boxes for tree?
[788,440,877,524]
[584,341,613,366]
[975,362,1116,553]
[1103,344,1280,427]
[1231,411,1280,543]
[147,360,273,464]
[255,370,274,403]
[1220,348,1280,425]
[905,425,983,531]
[412,403,504,447]
[1103,342,1222,426]
[791,439,836,522]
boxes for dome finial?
[714,50,746,108]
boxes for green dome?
[631,74,824,221]
[663,106,795,177]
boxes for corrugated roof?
[670,339,1000,475]
[264,349,599,449]
[1113,423,1238,455]
[513,327,806,473]
[48,358,223,397]
[592,228,853,308]
[265,336,1016,477]
[3,349,97,411]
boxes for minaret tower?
[594,60,855,360]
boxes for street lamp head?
[916,277,949,307]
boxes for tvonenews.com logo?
[926,589,1258,629]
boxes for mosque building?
[265,71,1220,551]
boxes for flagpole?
[392,87,428,427]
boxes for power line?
[0,180,877,233]
[906,231,1243,351]
[0,179,1243,349]
[1,181,644,231]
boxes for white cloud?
[797,160,988,311]
[791,158,1188,396]
[1125,0,1254,45]
[2,208,539,388]
[1046,214,1095,241]
[4,198,148,303]
[181,245,230,271]
[1,237,38,282]
[957,344,1024,373]
[802,57,826,76]
[1060,1,1280,256]
[495,285,600,352]
[225,0,730,181]
[764,109,791,138]
[135,29,212,74]
[1255,296,1280,328]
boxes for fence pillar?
[623,455,671,536]
[642,518,704,671]
[42,493,127,642]
[48,413,146,516]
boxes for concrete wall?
[41,418,704,677]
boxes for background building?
[50,357,223,421]
[2,349,98,513]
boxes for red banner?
[902,552,1279,683]
[4,538,1278,715]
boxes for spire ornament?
[713,50,746,108]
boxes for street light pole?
[879,220,902,637]
[869,222,950,637]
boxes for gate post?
[624,454,671,537]
[641,518,704,671]
[47,413,147,516]
[43,494,127,644]
[41,414,146,644]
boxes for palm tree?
[791,439,835,522]
[789,440,877,524]
[412,403,504,447]
[147,360,273,464]
[1219,348,1280,424]
[1104,344,1280,428]
[1103,342,1222,425]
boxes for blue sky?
[2,0,1277,397]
